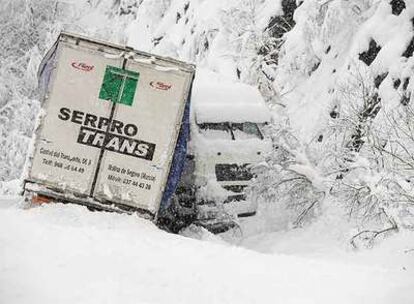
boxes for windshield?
[198,122,263,140]
[231,122,263,139]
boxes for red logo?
[71,62,94,72]
[150,81,172,91]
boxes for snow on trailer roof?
[192,75,271,124]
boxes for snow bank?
[1,199,413,304]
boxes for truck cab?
[186,72,272,231]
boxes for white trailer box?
[25,32,195,219]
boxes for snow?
[192,70,271,123]
[1,1,414,303]
[1,197,413,304]
[278,0,414,142]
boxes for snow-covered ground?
[1,197,413,304]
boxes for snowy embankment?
[1,197,413,304]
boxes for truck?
[24,33,271,234]
[160,70,272,233]
[24,32,195,221]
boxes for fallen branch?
[350,209,399,249]
[293,191,325,228]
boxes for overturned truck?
[25,33,271,234]
[24,32,195,223]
